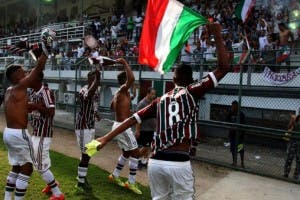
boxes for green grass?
[0,134,151,200]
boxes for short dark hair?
[117,71,127,85]
[147,87,155,94]
[232,100,238,105]
[87,71,96,77]
[6,64,22,82]
[173,63,193,86]
[278,22,286,28]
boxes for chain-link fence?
[194,48,300,184]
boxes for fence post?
[73,57,88,126]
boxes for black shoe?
[138,160,143,170]
[75,178,92,193]
[141,162,148,168]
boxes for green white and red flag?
[234,0,256,22]
[138,0,207,74]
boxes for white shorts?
[32,136,52,172]
[75,129,95,153]
[3,128,36,166]
[113,121,138,151]
[147,159,195,200]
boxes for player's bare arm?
[18,54,48,90]
[208,23,229,81]
[117,58,135,92]
[96,116,138,149]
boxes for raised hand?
[41,28,56,46]
[40,28,56,56]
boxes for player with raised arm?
[3,30,55,200]
[74,68,100,193]
[108,58,142,194]
[86,23,229,199]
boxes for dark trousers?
[284,140,300,179]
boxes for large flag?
[234,0,256,22]
[138,0,207,74]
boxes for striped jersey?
[75,85,99,129]
[29,86,55,137]
[134,72,218,155]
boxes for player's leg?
[75,129,94,191]
[123,129,141,194]
[109,125,128,186]
[15,162,33,200]
[4,165,20,200]
[33,136,64,199]
[4,129,34,200]
[148,159,172,200]
[284,141,296,177]
[171,161,195,200]
[293,142,300,180]
[138,131,153,169]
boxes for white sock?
[113,155,128,177]
[128,157,138,184]
[78,167,88,183]
[4,171,18,200]
[40,169,61,196]
[15,174,30,200]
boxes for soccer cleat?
[49,193,65,200]
[42,185,52,194]
[42,181,60,194]
[108,174,125,187]
[75,178,92,193]
[124,181,142,195]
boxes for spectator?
[193,41,205,66]
[134,14,143,42]
[277,22,294,64]
[77,44,85,58]
[181,42,193,65]
[283,114,300,180]
[135,87,157,169]
[119,14,128,36]
[127,17,134,41]
[227,100,245,168]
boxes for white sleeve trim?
[133,113,142,124]
[208,72,218,87]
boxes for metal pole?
[73,57,88,126]
[37,0,40,30]
[81,0,83,21]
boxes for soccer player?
[75,69,100,192]
[88,23,229,199]
[108,58,142,194]
[28,79,64,200]
[3,52,50,200]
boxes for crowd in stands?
[1,0,299,72]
